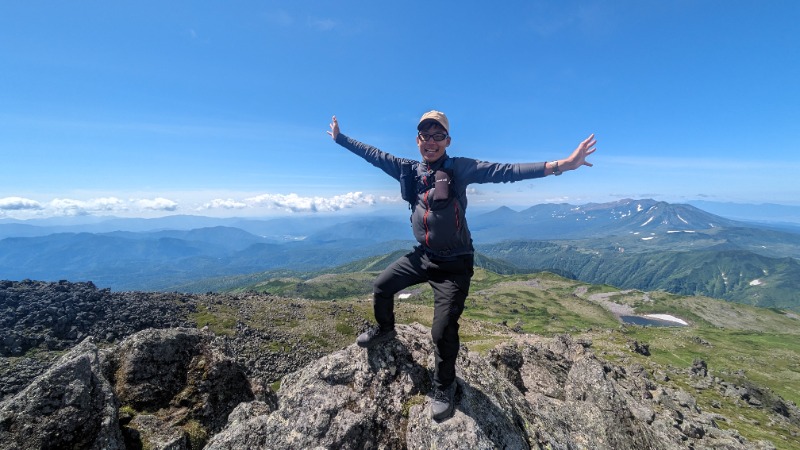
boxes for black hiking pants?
[372,246,474,390]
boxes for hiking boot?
[430,382,457,421]
[356,326,397,348]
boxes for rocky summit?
[206,324,776,450]
[0,321,782,449]
[1,279,797,449]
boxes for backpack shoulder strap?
[442,157,454,172]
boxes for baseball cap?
[417,110,449,133]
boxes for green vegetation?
[401,394,426,418]
[191,303,237,336]
[245,277,305,296]
[227,272,375,300]
[463,269,620,334]
[182,419,208,450]
[335,321,355,336]
[478,241,800,311]
[118,405,138,419]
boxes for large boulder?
[207,323,538,449]
[111,328,208,410]
[0,337,124,449]
[108,327,256,436]
[207,324,767,450]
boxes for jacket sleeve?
[455,157,547,185]
[335,133,405,181]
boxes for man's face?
[416,123,450,163]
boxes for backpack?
[400,158,455,206]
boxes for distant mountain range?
[1,199,798,310]
[688,200,800,226]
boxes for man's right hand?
[327,115,339,140]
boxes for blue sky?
[1,1,798,219]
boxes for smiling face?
[416,121,450,163]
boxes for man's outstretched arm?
[326,115,405,180]
[544,134,597,176]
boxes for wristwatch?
[552,161,562,176]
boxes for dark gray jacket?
[336,133,546,257]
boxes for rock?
[673,390,698,411]
[0,353,59,401]
[127,414,188,450]
[206,325,760,450]
[225,400,276,427]
[490,334,752,450]
[690,358,708,377]
[628,340,651,356]
[488,342,526,392]
[111,328,207,410]
[681,422,705,439]
[207,323,534,450]
[0,280,194,357]
[0,337,124,449]
[109,327,255,434]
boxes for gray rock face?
[111,328,207,410]
[206,323,435,450]
[128,414,190,450]
[0,337,124,450]
[206,323,542,450]
[107,328,255,437]
[206,325,762,450]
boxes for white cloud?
[136,197,178,211]
[50,197,127,216]
[379,195,403,203]
[246,191,375,213]
[466,187,482,196]
[89,197,127,211]
[0,197,43,210]
[201,198,248,210]
[1,191,385,219]
[50,199,91,216]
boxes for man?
[327,110,596,421]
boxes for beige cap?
[417,110,449,133]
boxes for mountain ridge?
[1,199,798,309]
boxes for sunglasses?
[418,132,448,142]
